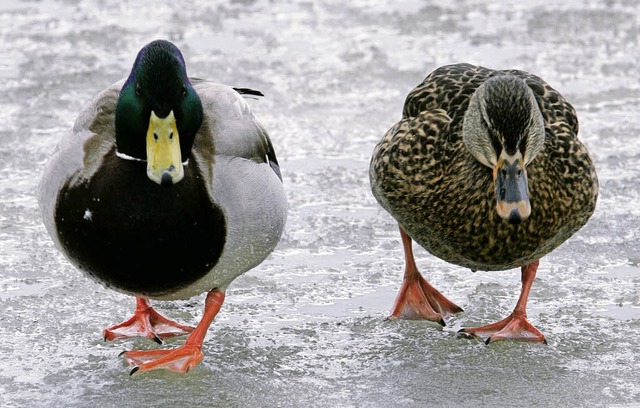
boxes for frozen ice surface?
[0,0,639,406]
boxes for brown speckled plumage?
[370,63,598,271]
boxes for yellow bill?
[146,110,184,186]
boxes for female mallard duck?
[38,40,287,373]
[369,63,598,344]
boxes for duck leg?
[389,226,463,324]
[459,260,546,344]
[123,289,225,374]
[103,297,195,344]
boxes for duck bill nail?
[146,110,184,185]
[494,159,531,224]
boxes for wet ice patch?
[0,277,56,299]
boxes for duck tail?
[233,87,264,98]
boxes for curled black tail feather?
[233,87,264,98]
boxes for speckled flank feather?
[370,63,598,271]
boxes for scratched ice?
[0,0,638,407]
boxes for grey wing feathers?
[192,80,283,181]
[229,86,281,179]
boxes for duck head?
[115,39,203,186]
[462,75,545,225]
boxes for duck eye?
[135,83,141,96]
[182,86,187,96]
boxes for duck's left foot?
[124,344,204,374]
[458,313,546,345]
[103,297,194,343]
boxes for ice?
[0,0,639,406]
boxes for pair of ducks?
[38,40,598,375]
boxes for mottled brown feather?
[370,63,598,271]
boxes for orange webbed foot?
[124,344,204,375]
[390,227,463,324]
[390,271,463,324]
[103,297,194,344]
[120,290,225,375]
[458,313,546,344]
[459,260,546,344]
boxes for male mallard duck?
[38,39,287,373]
[369,63,598,343]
